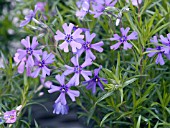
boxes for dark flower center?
[38,60,45,68]
[120,36,127,42]
[65,34,73,43]
[74,66,82,73]
[10,115,15,120]
[83,42,91,50]
[156,46,161,50]
[60,85,68,93]
[94,76,100,82]
[26,48,33,55]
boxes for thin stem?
[137,0,141,22]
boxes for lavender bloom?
[48,75,80,105]
[76,0,90,19]
[160,34,170,56]
[91,0,117,18]
[36,2,46,12]
[54,23,84,53]
[64,55,92,86]
[53,102,69,115]
[126,0,142,6]
[31,51,55,78]
[17,36,42,72]
[76,31,104,60]
[3,110,17,124]
[83,66,107,94]
[110,27,138,50]
[146,36,167,65]
[20,6,38,27]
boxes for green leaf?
[100,112,114,127]
[136,115,142,128]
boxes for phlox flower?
[76,31,104,60]
[146,36,168,65]
[64,55,92,86]
[3,110,17,124]
[48,75,80,111]
[20,6,38,27]
[110,27,138,50]
[31,51,54,78]
[83,66,107,94]
[53,102,69,115]
[54,23,84,53]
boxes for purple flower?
[126,0,142,6]
[3,110,17,124]
[16,36,42,74]
[48,75,80,105]
[14,53,31,76]
[31,51,54,78]
[110,27,138,50]
[146,36,167,65]
[54,23,84,53]
[76,31,104,60]
[64,55,92,86]
[76,0,90,19]
[91,0,117,18]
[83,66,107,94]
[53,102,69,115]
[36,2,46,12]
[20,6,38,27]
[160,33,170,54]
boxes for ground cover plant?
[0,0,170,127]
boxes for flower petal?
[67,89,80,102]
[59,41,69,52]
[54,30,66,41]
[91,41,104,52]
[81,58,92,68]
[110,42,122,50]
[31,68,41,78]
[55,74,65,85]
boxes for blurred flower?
[76,0,90,19]
[16,36,42,75]
[36,2,46,12]
[83,66,107,94]
[110,27,138,50]
[160,33,170,55]
[31,51,54,78]
[91,0,117,18]
[53,102,69,115]
[146,36,167,65]
[48,75,80,105]
[76,31,104,60]
[20,6,38,27]
[54,23,84,53]
[64,55,92,85]
[3,110,17,124]
[126,0,142,6]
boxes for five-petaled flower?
[110,27,138,50]
[20,6,38,27]
[48,74,80,105]
[76,31,104,60]
[3,110,17,124]
[64,55,92,86]
[83,65,108,94]
[54,23,84,53]
[17,36,42,69]
[160,33,170,58]
[31,51,55,78]
[146,36,168,65]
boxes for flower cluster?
[75,0,143,19]
[16,1,142,116]
[146,34,170,65]
[14,36,54,78]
